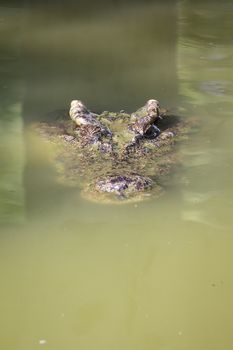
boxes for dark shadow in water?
[22,1,178,121]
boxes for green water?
[1,1,233,349]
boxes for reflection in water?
[0,8,25,224]
[178,1,233,106]
[178,0,233,235]
[1,1,233,350]
[0,105,25,224]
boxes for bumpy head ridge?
[146,99,161,117]
[69,100,100,127]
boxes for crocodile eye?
[149,107,156,113]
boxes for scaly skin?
[34,99,197,203]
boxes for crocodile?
[34,99,196,204]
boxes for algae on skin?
[33,101,196,204]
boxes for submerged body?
[35,99,196,203]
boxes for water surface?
[1,1,233,349]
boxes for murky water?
[1,1,233,349]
